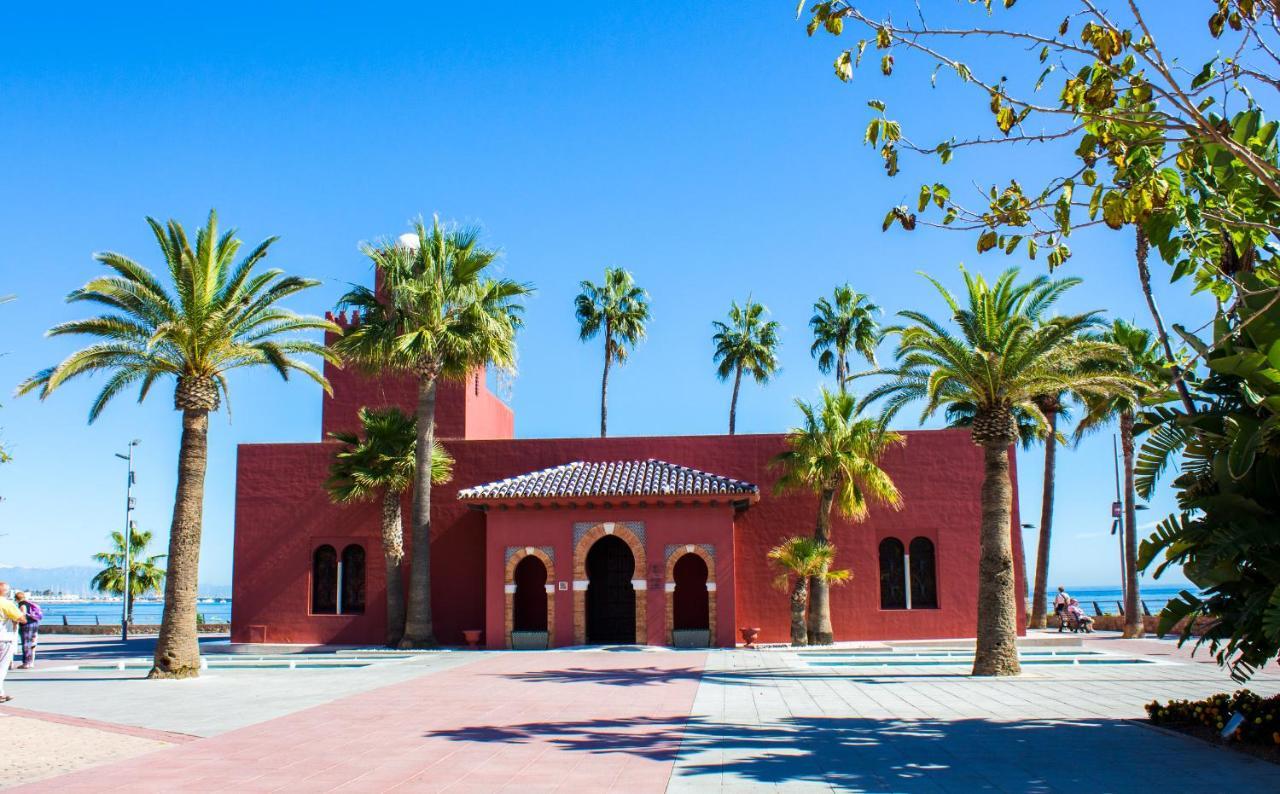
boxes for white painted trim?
[572,580,588,591]
[706,582,717,592]
[544,584,555,594]
[903,552,913,610]
[664,582,676,593]
[631,579,647,591]
[603,522,616,534]
[503,584,517,594]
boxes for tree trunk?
[381,489,407,647]
[1121,410,1144,639]
[400,374,438,648]
[149,408,209,679]
[835,350,847,391]
[600,328,611,438]
[972,443,1022,676]
[728,364,743,435]
[807,488,836,645]
[789,576,809,647]
[1136,226,1195,414]
[1028,408,1058,630]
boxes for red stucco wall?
[232,428,1025,647]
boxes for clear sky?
[0,3,1202,589]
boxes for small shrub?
[1146,690,1280,746]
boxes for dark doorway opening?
[672,553,709,630]
[513,555,549,631]
[586,535,636,643]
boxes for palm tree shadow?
[499,665,986,688]
[428,715,1230,790]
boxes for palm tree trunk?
[149,408,209,679]
[807,488,836,645]
[835,351,847,392]
[1028,409,1058,630]
[1136,227,1195,414]
[789,576,808,646]
[973,443,1022,676]
[728,364,743,435]
[1120,410,1144,638]
[400,374,438,648]
[381,489,407,647]
[600,329,611,438]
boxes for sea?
[1034,584,1193,615]
[34,599,231,625]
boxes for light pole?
[114,440,140,642]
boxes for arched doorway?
[672,553,709,632]
[586,535,636,643]
[513,555,549,631]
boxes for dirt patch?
[0,713,172,787]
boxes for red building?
[231,315,1026,649]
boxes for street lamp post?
[114,440,140,642]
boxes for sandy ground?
[0,713,169,788]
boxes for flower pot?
[511,630,549,650]
[672,629,711,648]
[462,629,483,648]
[739,627,761,648]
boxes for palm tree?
[326,407,454,646]
[1075,319,1168,639]
[810,285,880,388]
[19,211,335,678]
[91,530,167,625]
[712,298,781,434]
[860,267,1134,676]
[768,537,851,646]
[335,216,530,648]
[575,268,650,437]
[771,388,903,644]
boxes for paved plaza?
[3,632,1280,791]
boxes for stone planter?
[739,627,761,648]
[462,629,483,648]
[511,630,549,650]
[672,629,710,648]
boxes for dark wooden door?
[586,535,636,643]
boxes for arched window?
[672,553,710,631]
[909,537,938,609]
[879,538,906,610]
[312,545,338,614]
[512,555,549,631]
[341,544,366,614]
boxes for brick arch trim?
[664,545,717,646]
[504,546,556,649]
[573,523,647,645]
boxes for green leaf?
[977,230,998,253]
[1227,415,1261,480]
[918,185,931,212]
[867,99,886,111]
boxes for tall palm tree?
[768,537,850,646]
[712,298,781,434]
[810,285,880,388]
[575,268,650,437]
[326,407,454,646]
[91,530,167,624]
[19,211,335,678]
[772,388,903,644]
[860,267,1133,676]
[335,216,530,648]
[1075,319,1168,639]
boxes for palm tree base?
[397,634,436,650]
[971,657,1022,676]
[810,632,834,645]
[1122,626,1145,639]
[147,664,200,680]
[1027,615,1048,630]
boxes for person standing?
[0,583,27,702]
[14,592,41,669]
[1053,586,1071,631]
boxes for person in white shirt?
[0,582,28,703]
[1052,586,1071,629]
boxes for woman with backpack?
[14,592,42,669]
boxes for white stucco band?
[631,579,647,591]
[503,584,516,594]
[572,580,588,591]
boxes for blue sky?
[0,2,1202,589]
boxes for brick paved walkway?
[23,651,705,792]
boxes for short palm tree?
[334,216,530,647]
[19,211,335,678]
[810,285,880,388]
[860,267,1134,676]
[772,388,903,644]
[712,298,780,434]
[768,537,850,647]
[575,268,650,437]
[91,530,167,625]
[1075,319,1169,639]
[326,407,454,646]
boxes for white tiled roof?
[457,459,758,501]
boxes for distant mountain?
[0,564,230,599]
[0,565,100,596]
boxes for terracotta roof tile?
[457,459,759,502]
